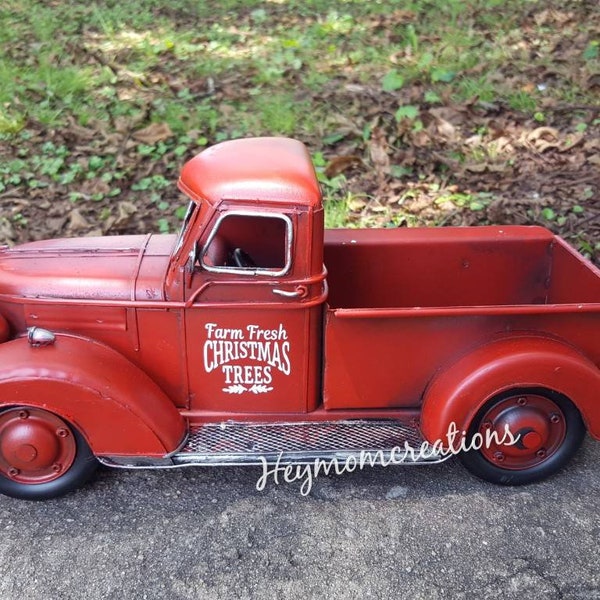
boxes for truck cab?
[169,137,327,414]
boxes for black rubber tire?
[459,388,586,486]
[0,415,98,501]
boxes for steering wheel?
[232,248,256,268]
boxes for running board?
[99,419,446,469]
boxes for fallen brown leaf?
[67,209,89,232]
[368,129,390,174]
[527,127,560,143]
[132,122,173,144]
[325,155,363,178]
[114,201,138,228]
[411,130,431,148]
[347,197,367,211]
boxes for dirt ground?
[0,2,598,261]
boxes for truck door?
[184,209,325,414]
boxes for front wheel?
[0,407,98,500]
[459,388,586,485]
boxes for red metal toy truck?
[0,137,598,499]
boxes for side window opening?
[201,212,292,276]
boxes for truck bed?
[322,226,600,410]
[323,226,600,309]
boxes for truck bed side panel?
[323,311,600,410]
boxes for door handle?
[272,285,308,299]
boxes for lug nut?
[549,414,561,424]
[18,410,29,420]
[482,420,493,430]
[536,449,547,458]
[493,451,505,462]
[56,428,69,438]
[51,463,62,473]
[7,467,19,478]
[517,397,527,406]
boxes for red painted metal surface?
[178,137,322,208]
[0,407,77,484]
[0,335,185,456]
[0,136,598,496]
[421,335,600,441]
[474,392,566,470]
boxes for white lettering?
[255,422,521,495]
[203,323,292,394]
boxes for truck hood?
[0,234,174,301]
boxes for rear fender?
[0,334,186,456]
[421,336,600,444]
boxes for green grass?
[3,0,592,138]
[0,0,598,249]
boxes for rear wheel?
[459,388,586,485]
[0,407,98,500]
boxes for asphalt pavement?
[0,437,599,599]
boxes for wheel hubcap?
[478,393,566,470]
[0,408,76,484]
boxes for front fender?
[0,334,186,456]
[421,336,600,444]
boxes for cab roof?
[177,137,322,209]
